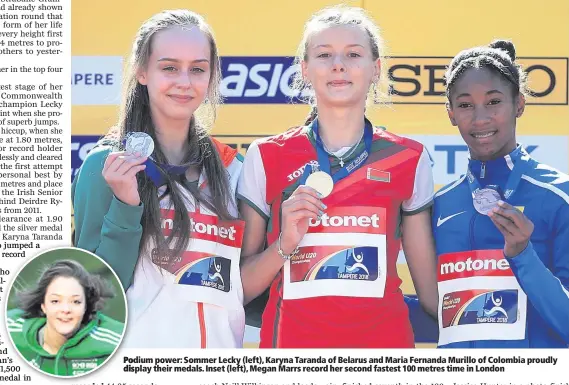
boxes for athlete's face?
[302,25,380,108]
[447,67,525,161]
[41,276,86,339]
[137,26,211,123]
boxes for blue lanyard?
[144,159,189,187]
[122,137,190,187]
[466,146,531,200]
[301,118,373,184]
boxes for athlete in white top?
[72,10,245,348]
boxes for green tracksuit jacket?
[6,308,124,376]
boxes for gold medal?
[305,171,334,198]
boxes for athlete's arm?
[239,185,323,305]
[497,197,569,343]
[239,202,286,305]
[401,210,438,318]
[72,146,144,290]
[238,141,324,304]
[237,140,281,304]
[400,147,438,318]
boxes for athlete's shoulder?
[210,137,241,164]
[84,313,124,353]
[6,307,26,320]
[225,155,243,183]
[434,174,469,200]
[6,309,32,350]
[71,138,115,201]
[6,308,27,331]
[374,127,424,154]
[78,136,116,175]
[255,126,308,147]
[524,157,569,205]
[97,313,125,335]
[210,137,243,181]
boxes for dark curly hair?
[16,260,114,325]
[445,39,529,104]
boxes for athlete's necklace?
[321,130,364,167]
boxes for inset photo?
[5,247,127,378]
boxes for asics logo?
[436,211,466,227]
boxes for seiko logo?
[440,257,510,275]
[287,160,318,182]
[309,213,380,228]
[162,218,236,240]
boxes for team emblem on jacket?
[442,289,519,327]
[175,256,231,292]
[290,246,379,282]
[71,359,99,374]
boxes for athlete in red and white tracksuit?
[238,122,435,348]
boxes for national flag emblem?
[367,168,390,182]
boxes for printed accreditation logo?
[441,289,519,328]
[152,247,232,293]
[153,209,242,293]
[174,255,231,293]
[290,246,379,283]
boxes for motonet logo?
[161,218,237,240]
[309,214,380,228]
[439,257,510,275]
[388,56,568,105]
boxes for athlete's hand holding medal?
[468,147,535,258]
[279,179,329,257]
[489,200,535,258]
[279,118,372,258]
[102,133,153,206]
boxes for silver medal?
[473,188,501,215]
[126,132,154,158]
[305,171,334,198]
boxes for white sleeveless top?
[122,157,245,348]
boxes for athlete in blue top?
[432,40,569,348]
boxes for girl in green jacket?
[7,260,124,377]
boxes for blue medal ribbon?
[143,160,189,187]
[122,136,191,187]
[300,117,373,185]
[466,145,531,202]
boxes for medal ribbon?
[466,145,531,201]
[122,134,192,187]
[300,117,373,185]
